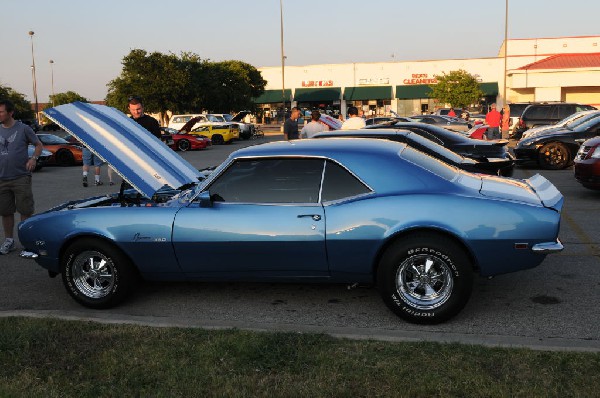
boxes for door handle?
[298,214,321,221]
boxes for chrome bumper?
[532,239,563,254]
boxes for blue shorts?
[82,148,104,166]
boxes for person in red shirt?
[485,103,502,139]
[448,108,456,117]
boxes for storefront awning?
[479,82,499,96]
[344,86,392,101]
[294,87,341,102]
[396,82,499,99]
[253,89,292,104]
[395,84,432,99]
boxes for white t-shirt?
[300,121,327,138]
[341,117,366,130]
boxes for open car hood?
[231,110,251,122]
[43,102,202,198]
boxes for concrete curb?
[2,310,599,353]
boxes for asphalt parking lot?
[1,134,599,351]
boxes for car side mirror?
[198,190,212,208]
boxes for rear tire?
[61,238,137,309]
[56,150,75,166]
[538,142,570,169]
[377,234,473,324]
[212,134,224,145]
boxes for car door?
[172,157,328,278]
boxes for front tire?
[211,134,224,145]
[56,150,75,166]
[538,142,570,169]
[177,139,191,151]
[61,238,137,309]
[377,234,473,324]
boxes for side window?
[526,106,551,119]
[321,161,371,202]
[557,105,572,119]
[207,158,324,204]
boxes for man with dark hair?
[300,110,327,138]
[127,96,161,139]
[341,106,366,130]
[0,99,43,255]
[283,107,301,140]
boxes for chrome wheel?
[539,142,570,169]
[71,250,115,299]
[396,254,453,310]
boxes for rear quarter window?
[525,106,551,119]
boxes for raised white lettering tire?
[377,233,473,324]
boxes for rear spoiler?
[526,174,564,212]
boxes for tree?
[0,84,33,120]
[428,70,483,109]
[46,91,88,108]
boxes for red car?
[574,136,600,190]
[160,127,211,151]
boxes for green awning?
[480,82,499,96]
[294,87,341,102]
[395,84,432,99]
[344,86,392,101]
[253,89,292,104]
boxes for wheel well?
[371,228,480,282]
[58,234,141,278]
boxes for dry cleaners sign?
[403,74,437,85]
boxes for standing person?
[283,107,301,140]
[485,103,502,140]
[300,110,327,138]
[448,108,456,117]
[341,106,367,130]
[81,147,103,187]
[460,108,470,121]
[501,104,511,139]
[127,96,161,139]
[107,165,116,186]
[0,100,43,256]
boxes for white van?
[168,114,229,131]
[167,114,203,131]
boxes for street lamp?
[28,31,39,124]
[49,59,55,106]
[280,0,286,110]
[503,0,508,107]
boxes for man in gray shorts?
[82,147,104,187]
[0,99,43,255]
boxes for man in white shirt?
[300,110,327,138]
[341,106,366,130]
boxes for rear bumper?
[532,239,563,254]
[574,159,600,188]
[514,147,538,163]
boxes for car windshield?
[223,114,233,122]
[564,112,600,130]
[405,132,465,163]
[38,134,68,145]
[399,145,458,181]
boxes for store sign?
[358,78,390,85]
[301,80,333,87]
[403,73,437,85]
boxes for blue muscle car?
[18,102,564,324]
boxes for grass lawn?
[0,317,598,397]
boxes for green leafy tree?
[428,69,483,109]
[105,49,266,123]
[0,84,33,120]
[46,91,88,108]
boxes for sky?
[2,0,600,102]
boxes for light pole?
[28,31,39,124]
[49,59,55,106]
[503,0,508,107]
[280,0,286,114]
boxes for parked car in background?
[520,110,600,140]
[507,102,533,138]
[465,124,489,140]
[409,114,472,132]
[28,145,53,171]
[514,115,600,169]
[368,122,513,170]
[36,133,83,166]
[574,136,600,190]
[24,102,564,324]
[167,114,203,131]
[514,102,596,139]
[160,127,211,151]
[365,116,413,126]
[189,124,239,145]
[215,111,256,140]
[314,128,514,176]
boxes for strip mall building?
[256,35,600,117]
